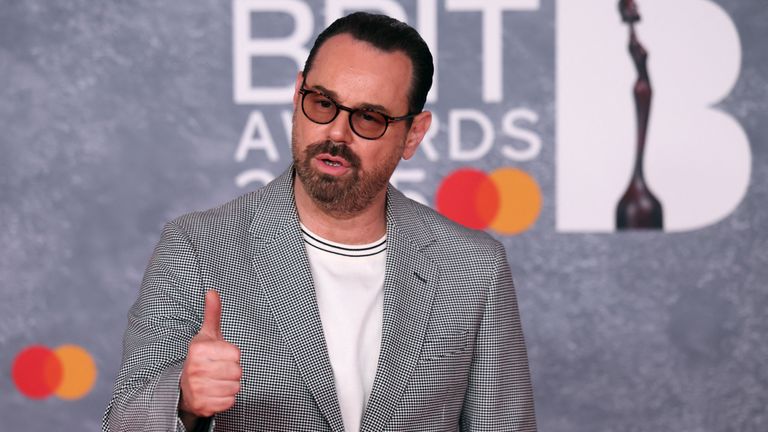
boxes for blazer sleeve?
[460,241,537,431]
[102,221,213,432]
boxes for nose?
[326,109,355,144]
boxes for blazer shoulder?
[168,189,264,239]
[167,167,294,242]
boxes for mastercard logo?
[436,167,542,235]
[12,344,97,400]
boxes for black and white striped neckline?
[300,224,387,258]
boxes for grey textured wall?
[1,1,766,431]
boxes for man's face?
[291,33,428,217]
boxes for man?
[103,12,536,432]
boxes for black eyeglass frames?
[298,87,417,140]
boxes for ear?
[401,111,432,160]
[293,71,304,109]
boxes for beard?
[292,137,402,217]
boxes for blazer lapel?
[360,187,439,432]
[249,168,345,432]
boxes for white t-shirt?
[301,224,386,432]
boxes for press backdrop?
[2,1,766,431]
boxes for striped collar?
[300,223,386,258]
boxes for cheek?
[292,118,317,150]
[290,119,302,154]
[364,143,403,169]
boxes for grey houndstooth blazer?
[103,166,536,431]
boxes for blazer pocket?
[420,329,469,362]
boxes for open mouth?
[316,154,350,169]
[322,159,342,167]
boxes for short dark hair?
[302,12,434,115]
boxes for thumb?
[199,290,223,340]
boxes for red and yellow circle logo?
[436,167,542,235]
[12,344,97,400]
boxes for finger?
[201,396,238,415]
[194,379,241,398]
[183,360,241,384]
[182,395,237,418]
[199,360,242,381]
[187,340,240,363]
[199,290,223,340]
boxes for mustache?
[305,141,361,168]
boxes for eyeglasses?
[298,87,417,140]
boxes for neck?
[293,175,387,245]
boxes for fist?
[179,290,242,418]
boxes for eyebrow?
[310,84,393,116]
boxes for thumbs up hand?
[179,290,242,419]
